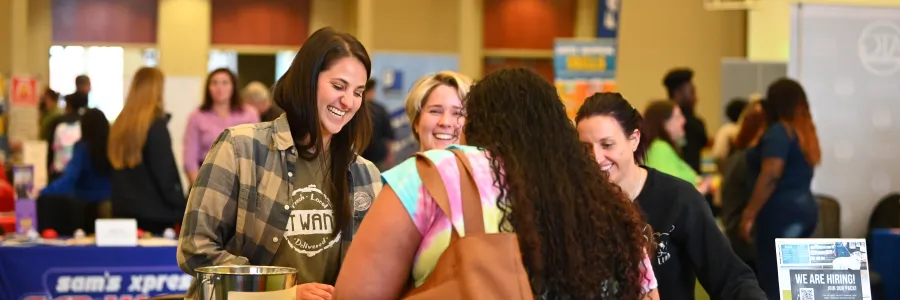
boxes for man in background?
[663,68,708,173]
[39,88,62,141]
[75,75,91,95]
[243,81,283,122]
[361,79,395,170]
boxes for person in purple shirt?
[183,68,259,185]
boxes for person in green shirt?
[39,88,62,141]
[642,100,711,194]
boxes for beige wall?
[0,0,51,87]
[748,0,900,62]
[27,0,51,84]
[369,0,460,53]
[309,0,356,36]
[618,0,747,130]
[2,0,748,131]
[0,0,11,75]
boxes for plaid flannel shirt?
[177,114,382,297]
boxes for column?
[574,0,598,38]
[459,0,483,79]
[355,0,375,50]
[310,0,351,35]
[0,0,30,75]
[157,0,211,77]
[26,0,51,83]
[746,1,791,61]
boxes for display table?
[870,229,900,300]
[0,245,190,300]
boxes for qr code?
[798,288,815,300]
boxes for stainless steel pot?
[195,266,297,300]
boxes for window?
[275,51,297,81]
[49,46,158,121]
[49,45,124,120]
[209,50,238,74]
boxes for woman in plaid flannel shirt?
[177,27,382,300]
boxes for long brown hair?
[108,67,165,169]
[463,68,652,299]
[642,100,681,157]
[272,27,372,238]
[733,100,767,149]
[764,78,821,165]
[201,68,243,112]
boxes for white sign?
[776,238,871,300]
[95,219,138,247]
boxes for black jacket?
[110,116,185,223]
[636,167,765,300]
[680,106,708,173]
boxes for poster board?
[789,3,900,237]
[7,76,39,142]
[553,39,618,120]
[776,238,871,299]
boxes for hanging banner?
[597,0,621,38]
[553,39,617,119]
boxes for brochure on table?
[776,238,870,300]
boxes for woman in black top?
[575,92,765,300]
[107,67,185,234]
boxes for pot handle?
[200,275,218,300]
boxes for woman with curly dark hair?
[335,68,658,299]
[576,92,765,300]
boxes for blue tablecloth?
[871,229,900,300]
[0,245,190,300]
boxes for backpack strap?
[450,149,485,235]
[415,149,487,240]
[416,153,462,241]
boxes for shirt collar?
[272,113,294,151]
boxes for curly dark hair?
[463,68,653,299]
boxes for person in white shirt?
[711,96,752,173]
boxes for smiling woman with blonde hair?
[108,67,185,235]
[404,71,473,151]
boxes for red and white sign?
[11,76,38,107]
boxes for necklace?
[629,168,647,201]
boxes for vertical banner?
[776,239,871,300]
[553,39,617,119]
[7,76,40,142]
[597,0,621,39]
[13,165,37,234]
